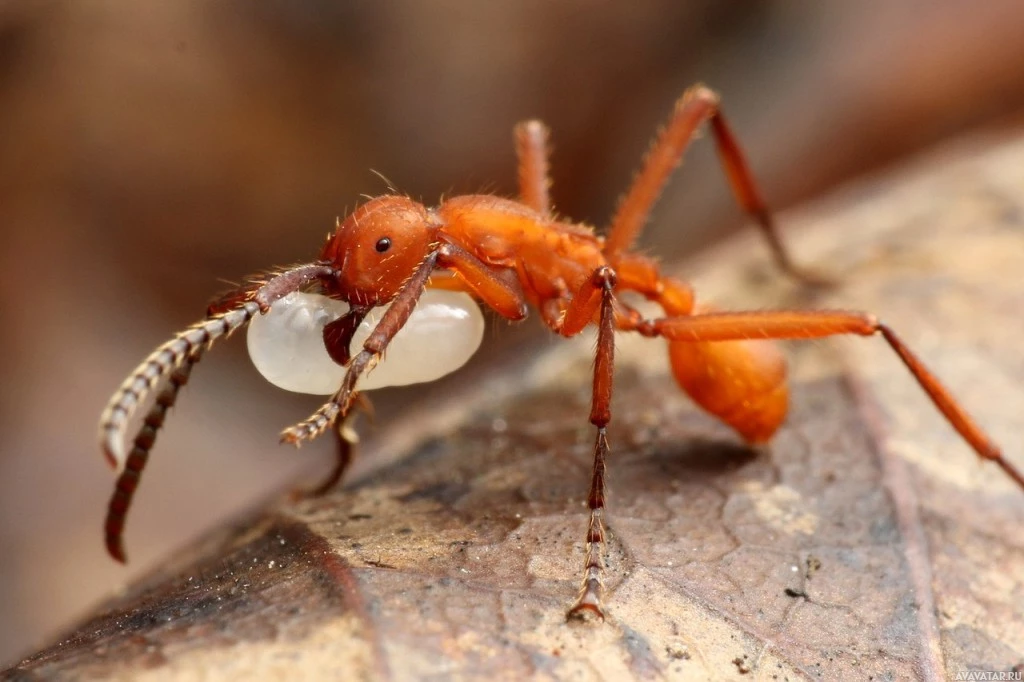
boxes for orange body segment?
[668,338,788,444]
[437,194,606,312]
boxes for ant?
[99,85,1024,620]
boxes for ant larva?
[99,84,1024,620]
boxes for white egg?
[246,289,485,395]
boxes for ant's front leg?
[283,240,527,444]
[322,306,371,367]
[280,252,440,445]
[435,239,529,321]
[291,397,371,499]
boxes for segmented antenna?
[98,303,261,471]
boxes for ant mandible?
[99,84,1024,620]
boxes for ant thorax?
[247,289,485,394]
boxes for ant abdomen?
[667,337,788,444]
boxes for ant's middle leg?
[604,85,828,286]
[281,253,440,445]
[557,266,618,620]
[633,309,1024,489]
[613,253,695,317]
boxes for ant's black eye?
[375,237,392,253]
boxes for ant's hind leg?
[639,309,1024,489]
[514,120,552,217]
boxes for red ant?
[99,85,1024,620]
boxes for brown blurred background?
[3,0,1024,665]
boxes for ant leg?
[205,262,338,317]
[636,309,1024,490]
[425,271,467,291]
[604,86,720,262]
[99,262,338,469]
[104,350,200,562]
[283,244,529,445]
[707,105,831,286]
[292,399,367,498]
[437,239,529,321]
[322,306,371,367]
[313,419,355,496]
[281,253,440,445]
[613,252,695,316]
[558,267,617,620]
[604,85,826,285]
[514,120,552,216]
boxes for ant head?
[321,196,439,306]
